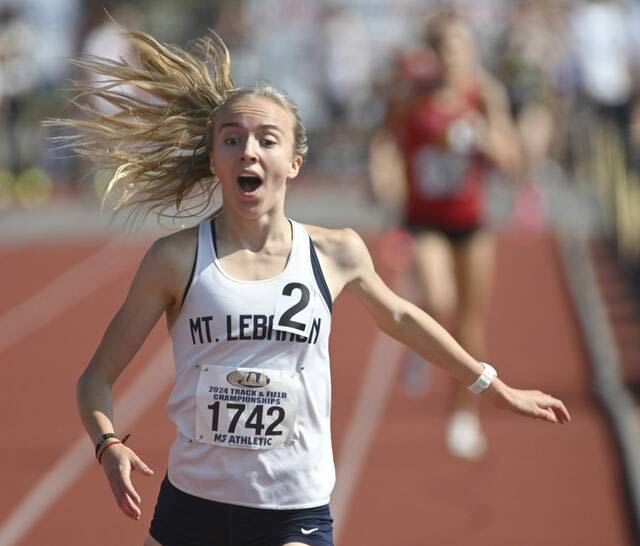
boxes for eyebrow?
[218,122,284,134]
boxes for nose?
[240,137,259,163]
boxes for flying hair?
[48,30,308,223]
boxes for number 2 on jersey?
[274,282,312,336]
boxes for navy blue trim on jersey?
[210,217,331,312]
[180,242,198,311]
[149,475,334,546]
[210,218,219,257]
[309,239,332,313]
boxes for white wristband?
[467,362,497,394]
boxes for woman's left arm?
[333,229,570,424]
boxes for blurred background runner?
[370,9,521,460]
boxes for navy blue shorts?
[149,475,334,546]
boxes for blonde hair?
[50,30,307,221]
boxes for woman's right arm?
[77,231,194,520]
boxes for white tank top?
[167,218,334,509]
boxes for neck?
[216,207,291,252]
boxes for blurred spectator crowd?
[1,0,639,270]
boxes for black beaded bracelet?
[95,433,119,458]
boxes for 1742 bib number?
[195,366,299,449]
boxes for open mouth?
[237,176,262,193]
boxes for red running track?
[0,228,631,545]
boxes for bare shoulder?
[136,226,198,306]
[303,224,373,295]
[148,225,198,270]
[305,224,370,266]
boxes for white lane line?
[331,331,404,541]
[0,340,174,546]
[0,241,135,356]
[332,277,407,543]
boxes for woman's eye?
[224,137,240,145]
[261,139,276,147]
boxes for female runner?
[65,30,568,546]
[374,12,522,459]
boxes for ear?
[287,154,303,180]
[208,148,216,176]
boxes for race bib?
[195,364,300,450]
[413,146,470,198]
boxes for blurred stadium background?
[1,0,639,247]
[1,0,640,545]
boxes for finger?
[554,400,571,423]
[542,396,571,424]
[122,491,142,520]
[551,401,571,424]
[119,495,138,519]
[109,462,141,508]
[121,471,142,505]
[109,478,138,519]
[132,453,155,476]
[536,406,557,423]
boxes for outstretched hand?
[101,443,154,520]
[488,380,571,424]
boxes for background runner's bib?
[413,146,470,198]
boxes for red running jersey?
[394,87,487,230]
